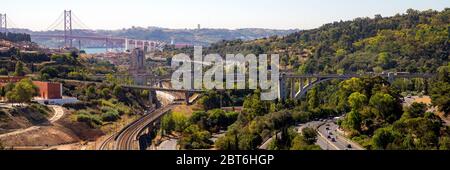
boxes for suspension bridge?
[0,10,166,51]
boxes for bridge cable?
[45,11,64,31]
[71,12,91,30]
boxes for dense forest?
[202,8,449,74]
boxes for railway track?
[97,134,115,150]
[98,105,175,150]
[114,104,175,150]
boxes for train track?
[97,134,115,150]
[108,104,176,150]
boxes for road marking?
[317,130,340,150]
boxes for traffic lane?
[329,123,364,150]
[320,122,359,150]
[316,133,337,150]
[318,124,346,150]
[304,121,339,150]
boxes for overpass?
[279,72,435,100]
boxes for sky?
[1,0,449,31]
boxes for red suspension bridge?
[0,10,166,51]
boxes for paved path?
[48,105,65,123]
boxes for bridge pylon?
[64,10,73,48]
[0,14,7,33]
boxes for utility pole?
[64,10,72,48]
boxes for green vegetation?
[430,63,450,115]
[13,61,26,76]
[334,77,450,150]
[75,110,103,128]
[153,8,450,150]
[5,78,39,103]
[178,124,212,149]
[160,108,239,149]
[267,127,321,150]
[0,68,8,75]
[204,9,448,74]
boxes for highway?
[317,121,365,150]
[258,119,364,150]
[259,121,335,150]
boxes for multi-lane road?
[317,120,364,150]
[259,119,364,150]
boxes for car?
[347,144,352,148]
[325,127,330,130]
[327,135,331,139]
[331,138,336,142]
[326,124,330,127]
[329,132,333,135]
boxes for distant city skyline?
[1,0,449,31]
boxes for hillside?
[11,27,297,48]
[203,8,449,74]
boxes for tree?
[403,102,427,118]
[160,114,175,135]
[0,68,8,75]
[243,89,271,118]
[291,135,321,150]
[39,67,59,80]
[13,61,26,76]
[238,133,261,150]
[301,127,318,145]
[178,124,213,149]
[6,78,39,103]
[345,110,362,132]
[372,127,396,150]
[172,111,189,132]
[430,82,450,115]
[369,93,398,122]
[207,109,227,130]
[307,87,320,110]
[439,136,450,150]
[198,91,222,111]
[430,63,450,115]
[348,92,367,111]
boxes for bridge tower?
[130,48,146,85]
[0,14,7,33]
[64,10,73,48]
[124,38,128,51]
[278,74,287,100]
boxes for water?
[82,48,125,54]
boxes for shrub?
[101,109,120,122]
[76,112,102,127]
